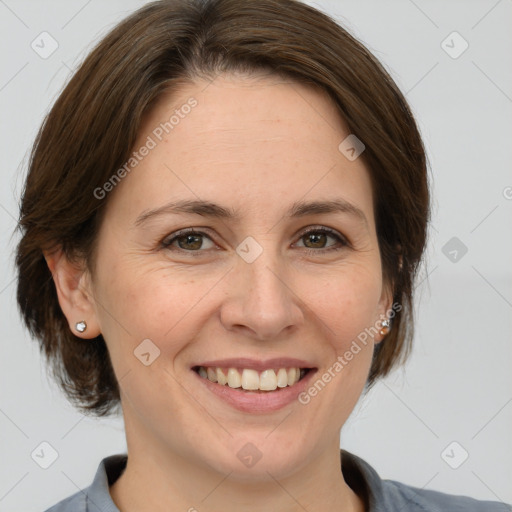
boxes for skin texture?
[46,72,392,512]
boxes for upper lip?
[193,358,316,372]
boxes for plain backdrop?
[1,0,511,510]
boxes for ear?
[44,247,101,339]
[374,279,394,345]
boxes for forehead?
[104,73,375,225]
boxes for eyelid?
[161,225,350,253]
[161,227,216,253]
[294,225,350,251]
[297,225,348,242]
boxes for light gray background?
[1,0,511,510]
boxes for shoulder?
[340,449,511,512]
[43,491,86,512]
[381,479,512,512]
[42,453,127,512]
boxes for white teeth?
[241,369,260,390]
[227,368,242,388]
[207,367,217,382]
[276,368,288,388]
[259,369,277,390]
[197,366,306,391]
[216,368,227,385]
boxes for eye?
[161,228,216,254]
[161,226,349,256]
[294,227,349,254]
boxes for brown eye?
[176,233,203,250]
[303,232,328,249]
[296,227,348,253]
[162,230,215,252]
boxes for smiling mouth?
[192,366,313,392]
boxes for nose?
[219,241,304,341]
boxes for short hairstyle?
[15,0,430,416]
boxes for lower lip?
[192,369,317,413]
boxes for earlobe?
[44,247,101,339]
[374,282,394,344]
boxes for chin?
[193,433,310,482]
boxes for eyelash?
[161,226,349,256]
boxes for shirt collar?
[85,454,126,512]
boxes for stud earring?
[75,321,87,333]
[379,319,390,336]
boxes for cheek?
[92,260,204,418]
[292,265,382,434]
[94,255,219,359]
[302,261,383,346]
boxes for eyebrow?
[134,198,368,227]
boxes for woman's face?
[86,73,391,478]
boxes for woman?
[14,0,510,511]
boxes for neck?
[110,433,365,512]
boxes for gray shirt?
[44,450,511,511]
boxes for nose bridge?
[242,240,285,295]
[221,234,303,339]
[239,233,288,300]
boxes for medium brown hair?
[15,0,429,416]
